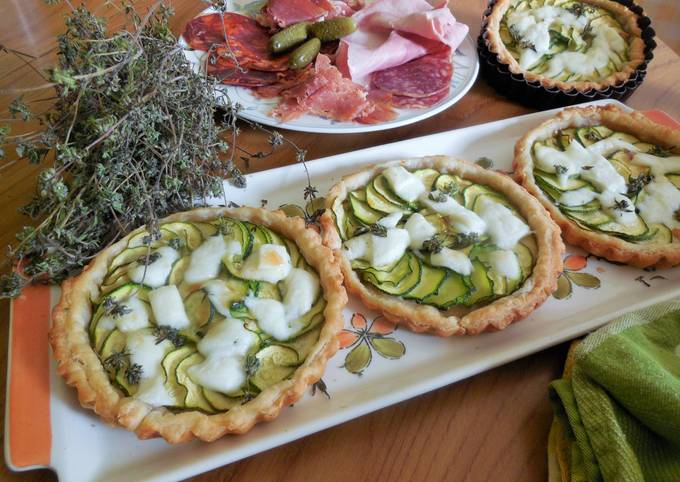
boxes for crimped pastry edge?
[50,207,347,443]
[321,156,564,336]
[485,0,646,93]
[513,104,680,269]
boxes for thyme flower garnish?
[245,354,260,378]
[554,165,568,175]
[649,145,675,157]
[103,297,132,318]
[138,251,161,265]
[675,208,680,222]
[368,223,388,237]
[626,173,653,197]
[153,325,186,347]
[613,199,633,212]
[103,349,129,371]
[509,25,535,52]
[125,363,143,385]
[448,232,481,250]
[421,235,444,254]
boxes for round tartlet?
[321,157,564,336]
[484,0,646,93]
[514,105,680,268]
[50,207,346,443]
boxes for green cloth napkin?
[548,299,680,482]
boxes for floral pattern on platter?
[338,313,406,375]
[553,254,601,300]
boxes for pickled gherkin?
[268,22,310,53]
[289,38,321,70]
[309,17,357,42]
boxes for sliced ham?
[272,54,372,122]
[371,46,452,98]
[337,0,468,85]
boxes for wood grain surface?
[1,1,679,481]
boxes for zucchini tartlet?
[514,105,680,268]
[321,157,564,336]
[485,0,645,92]
[50,207,346,443]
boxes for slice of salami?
[183,13,288,72]
[370,47,453,98]
[390,87,449,109]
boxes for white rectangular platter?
[7,99,680,482]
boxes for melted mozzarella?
[637,179,680,229]
[476,198,530,250]
[599,191,637,225]
[633,153,680,178]
[128,246,179,288]
[404,213,437,250]
[370,228,410,266]
[342,228,410,267]
[245,295,303,341]
[507,5,625,79]
[377,212,402,229]
[430,248,473,275]
[488,250,521,280]
[126,331,172,379]
[148,285,190,329]
[135,375,176,407]
[241,244,292,283]
[187,356,246,395]
[203,279,241,316]
[343,234,370,261]
[197,318,258,358]
[99,295,150,333]
[183,236,231,284]
[281,268,320,320]
[383,165,425,202]
[419,192,486,234]
[559,187,598,207]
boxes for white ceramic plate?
[179,5,479,134]
[7,100,680,482]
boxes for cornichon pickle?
[309,17,357,42]
[269,22,310,53]
[289,38,321,70]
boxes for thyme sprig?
[153,325,186,347]
[626,173,653,198]
[0,0,317,298]
[125,363,143,385]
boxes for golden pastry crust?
[513,104,680,269]
[50,207,347,443]
[321,156,564,336]
[485,0,645,92]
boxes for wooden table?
[1,1,679,481]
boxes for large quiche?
[321,157,564,336]
[50,207,346,443]
[484,0,646,92]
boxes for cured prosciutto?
[337,0,468,85]
[264,0,332,28]
[272,55,395,123]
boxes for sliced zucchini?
[162,346,195,405]
[203,388,242,411]
[413,168,440,191]
[110,246,149,272]
[464,260,494,306]
[176,352,215,413]
[534,171,590,191]
[166,256,190,285]
[183,289,214,328]
[250,345,299,391]
[192,221,218,239]
[366,180,409,214]
[404,262,447,300]
[565,208,612,227]
[281,325,322,361]
[161,222,203,250]
[668,174,680,190]
[362,253,422,296]
[373,174,417,208]
[99,329,127,363]
[421,270,470,309]
[513,242,535,280]
[349,192,382,225]
[595,215,649,240]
